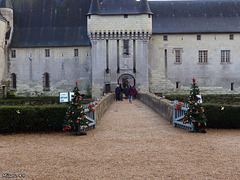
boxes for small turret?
[88,0,100,15]
[0,0,13,47]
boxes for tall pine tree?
[63,81,89,135]
[183,78,207,132]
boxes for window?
[148,14,151,18]
[74,49,78,57]
[123,40,129,55]
[163,35,168,41]
[197,35,201,40]
[176,82,179,89]
[124,14,128,18]
[199,50,208,63]
[45,49,50,57]
[11,73,17,89]
[231,82,234,91]
[11,50,16,58]
[43,72,50,91]
[221,50,230,63]
[174,49,182,63]
[164,49,167,70]
[229,34,234,40]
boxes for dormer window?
[45,49,50,57]
[124,14,128,18]
[197,35,201,40]
[163,35,168,41]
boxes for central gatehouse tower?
[87,0,152,98]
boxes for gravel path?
[0,99,240,179]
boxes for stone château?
[1,0,240,98]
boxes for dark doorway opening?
[118,74,135,88]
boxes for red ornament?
[192,78,196,83]
[196,111,199,114]
[76,81,78,86]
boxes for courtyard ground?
[0,99,240,179]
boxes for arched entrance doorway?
[118,74,135,88]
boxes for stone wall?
[148,33,240,94]
[137,92,174,124]
[9,46,92,96]
[88,14,152,34]
[94,93,115,124]
[88,14,152,98]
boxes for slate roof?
[88,0,100,15]
[88,0,152,15]
[9,0,240,48]
[10,0,91,48]
[150,0,240,34]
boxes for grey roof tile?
[150,0,240,34]
[11,0,91,47]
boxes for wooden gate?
[173,100,194,131]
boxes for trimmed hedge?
[0,106,67,133]
[0,97,94,106]
[1,103,239,133]
[204,104,240,129]
[165,94,240,105]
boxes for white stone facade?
[88,14,152,98]
[149,33,240,94]
[9,46,91,96]
[88,14,152,35]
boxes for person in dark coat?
[120,84,124,101]
[128,85,134,103]
[133,86,137,99]
[124,86,129,99]
[115,85,121,101]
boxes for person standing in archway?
[120,84,124,101]
[115,85,121,101]
[124,86,129,99]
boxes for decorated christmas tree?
[62,81,89,135]
[183,78,207,132]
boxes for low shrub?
[0,97,94,106]
[204,104,240,129]
[0,105,67,133]
[165,94,240,105]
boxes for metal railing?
[78,108,96,131]
[173,100,194,131]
